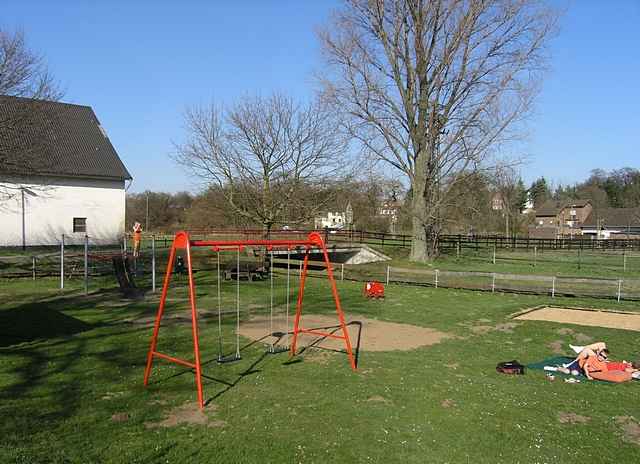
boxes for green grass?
[1,272,640,463]
[371,245,640,278]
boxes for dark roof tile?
[0,95,132,181]
[582,208,640,227]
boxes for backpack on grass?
[496,360,525,375]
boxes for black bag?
[496,360,525,375]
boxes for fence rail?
[142,229,640,251]
[382,266,636,301]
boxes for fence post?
[623,252,627,272]
[84,234,89,296]
[617,279,622,303]
[534,246,537,267]
[492,273,496,293]
[577,249,582,270]
[341,263,345,282]
[32,256,36,281]
[123,233,127,255]
[152,235,156,292]
[492,245,496,265]
[60,234,65,290]
[386,265,390,284]
[435,269,439,288]
[551,276,555,298]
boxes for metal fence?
[380,266,639,302]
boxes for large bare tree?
[0,28,62,201]
[173,93,349,234]
[319,0,556,261]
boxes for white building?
[314,211,346,229]
[0,96,132,246]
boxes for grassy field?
[372,245,640,278]
[2,270,640,463]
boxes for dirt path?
[238,314,450,352]
[516,307,640,332]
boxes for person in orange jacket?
[132,222,142,258]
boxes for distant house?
[529,199,592,239]
[0,96,132,246]
[491,192,505,211]
[581,208,640,239]
[378,198,403,233]
[314,211,346,229]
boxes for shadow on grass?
[0,288,154,436]
[146,321,363,406]
[0,305,93,347]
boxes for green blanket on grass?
[526,356,585,378]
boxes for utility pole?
[21,188,26,251]
[146,191,150,231]
[20,187,37,251]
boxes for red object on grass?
[364,281,385,298]
[143,231,357,409]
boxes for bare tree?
[492,165,527,237]
[173,93,349,234]
[319,0,556,261]
[0,27,63,201]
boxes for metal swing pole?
[285,248,291,349]
[217,250,223,361]
[235,247,241,359]
[269,250,275,351]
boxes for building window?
[73,217,87,233]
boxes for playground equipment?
[363,281,385,299]
[143,230,356,409]
[111,255,139,297]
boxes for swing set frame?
[143,230,356,409]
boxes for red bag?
[364,281,385,299]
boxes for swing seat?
[267,345,289,354]
[217,353,242,364]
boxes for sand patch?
[238,314,450,352]
[615,416,640,446]
[111,413,129,422]
[548,340,564,355]
[470,322,519,335]
[367,395,390,403]
[574,333,593,343]
[558,412,590,424]
[515,307,640,332]
[441,399,456,408]
[495,322,519,333]
[557,328,574,335]
[145,402,225,429]
[470,325,493,335]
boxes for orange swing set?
[143,231,356,409]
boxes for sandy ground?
[516,307,640,332]
[238,314,450,352]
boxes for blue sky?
[3,0,639,193]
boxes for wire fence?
[379,266,639,301]
[442,246,640,276]
[2,231,639,303]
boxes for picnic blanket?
[526,356,585,379]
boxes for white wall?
[0,176,125,246]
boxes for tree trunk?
[409,149,439,262]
